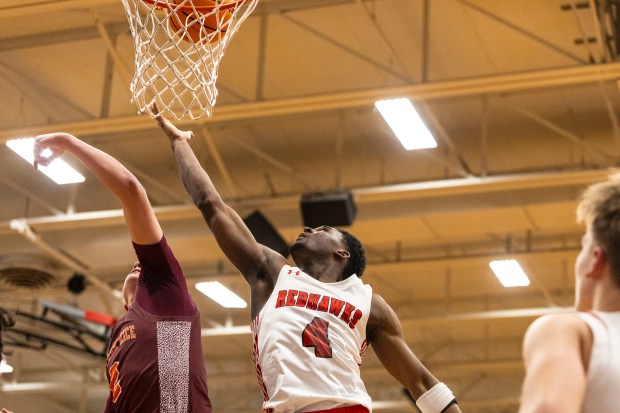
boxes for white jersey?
[578,311,620,413]
[251,265,373,413]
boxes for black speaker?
[67,273,86,294]
[243,211,289,257]
[300,190,356,228]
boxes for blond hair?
[577,173,620,287]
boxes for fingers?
[33,141,57,167]
[150,101,162,120]
[32,133,68,168]
[33,138,52,168]
[152,108,193,143]
[150,102,169,133]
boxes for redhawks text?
[275,289,362,329]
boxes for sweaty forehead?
[314,226,347,246]
[334,228,348,244]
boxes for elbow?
[120,173,147,199]
[193,193,222,219]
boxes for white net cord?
[120,0,259,120]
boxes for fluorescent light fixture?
[0,360,13,374]
[195,281,247,308]
[6,137,85,185]
[489,259,531,287]
[374,98,437,150]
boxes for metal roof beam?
[0,24,128,52]
[196,306,571,338]
[0,0,387,19]
[0,168,606,233]
[8,219,122,301]
[1,62,619,144]
[455,0,588,64]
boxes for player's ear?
[588,246,607,279]
[335,249,350,259]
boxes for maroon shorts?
[305,406,369,413]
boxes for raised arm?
[33,133,162,245]
[368,294,461,413]
[518,314,589,413]
[152,108,285,286]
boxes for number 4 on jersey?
[108,361,122,402]
[302,317,333,358]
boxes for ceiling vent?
[0,255,56,290]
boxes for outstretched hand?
[2,408,15,413]
[150,102,193,144]
[33,132,73,170]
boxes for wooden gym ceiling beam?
[0,0,118,18]
[0,0,389,19]
[0,62,619,144]
[8,219,122,302]
[0,24,128,52]
[194,306,572,338]
[0,168,607,233]
[0,1,397,58]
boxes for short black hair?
[338,229,366,279]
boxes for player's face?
[290,226,346,257]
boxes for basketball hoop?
[120,0,259,120]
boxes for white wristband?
[415,382,456,413]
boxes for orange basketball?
[168,0,234,44]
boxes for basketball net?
[120,0,259,120]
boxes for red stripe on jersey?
[358,339,368,366]
[585,310,608,328]
[251,315,270,402]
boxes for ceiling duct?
[0,255,57,290]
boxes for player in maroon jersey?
[33,132,212,413]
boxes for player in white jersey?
[153,105,462,413]
[519,173,620,413]
[252,264,373,411]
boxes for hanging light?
[375,98,437,150]
[6,137,85,185]
[489,259,531,287]
[0,359,14,374]
[195,281,247,308]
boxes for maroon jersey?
[104,237,211,413]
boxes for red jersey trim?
[251,315,270,402]
[584,310,608,328]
